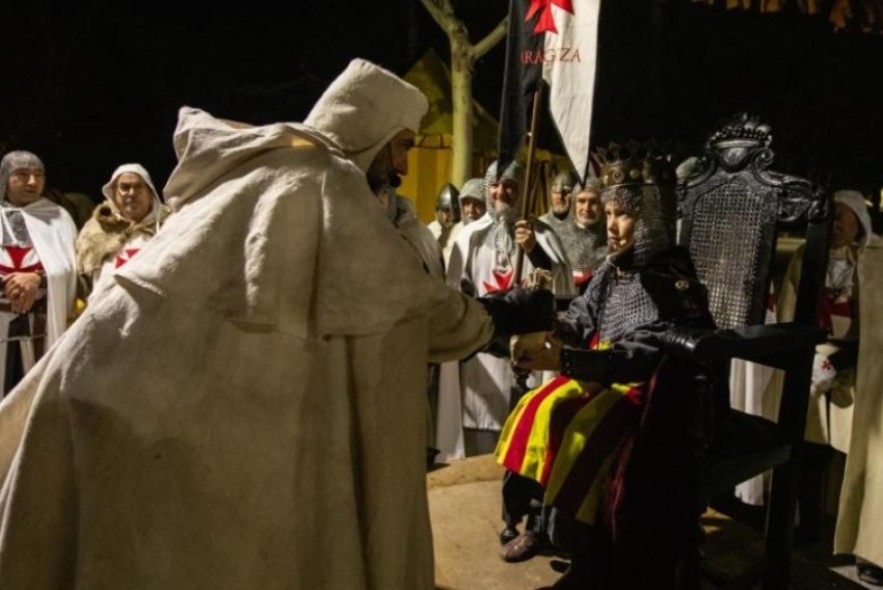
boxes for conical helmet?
[551,169,578,194]
[435,183,460,222]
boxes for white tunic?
[0,198,77,388]
[436,213,574,460]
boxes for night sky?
[2,1,882,202]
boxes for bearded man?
[0,59,553,590]
[539,168,578,230]
[437,160,573,461]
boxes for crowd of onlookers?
[2,107,881,586]
[0,150,169,397]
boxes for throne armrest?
[663,322,826,369]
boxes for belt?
[0,299,48,315]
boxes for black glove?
[478,288,555,339]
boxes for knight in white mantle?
[437,161,574,460]
[0,151,77,396]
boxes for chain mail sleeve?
[555,247,715,385]
[553,275,664,384]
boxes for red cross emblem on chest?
[483,268,515,294]
[114,248,141,269]
[0,245,44,277]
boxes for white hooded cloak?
[0,59,494,590]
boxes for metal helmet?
[551,169,578,194]
[435,183,460,222]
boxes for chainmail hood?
[458,177,485,226]
[601,183,670,270]
[543,178,606,273]
[1,151,45,202]
[556,218,607,273]
[479,160,524,271]
[484,160,524,225]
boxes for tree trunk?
[419,0,507,189]
[450,33,474,188]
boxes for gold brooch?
[675,279,690,291]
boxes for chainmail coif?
[584,183,671,342]
[479,160,525,271]
[0,151,45,247]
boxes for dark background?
[2,1,882,201]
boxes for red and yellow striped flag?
[495,376,644,523]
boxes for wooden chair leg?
[762,457,800,589]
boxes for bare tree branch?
[418,0,455,34]
[474,17,508,59]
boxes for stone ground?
[429,454,871,590]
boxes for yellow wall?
[399,142,453,224]
[398,136,573,224]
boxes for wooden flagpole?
[510,85,544,411]
[514,86,544,285]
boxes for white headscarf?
[102,163,159,202]
[101,163,166,232]
[834,189,875,247]
[303,59,428,173]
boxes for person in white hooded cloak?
[0,59,554,590]
[76,163,171,303]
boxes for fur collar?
[75,200,169,274]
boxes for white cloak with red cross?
[435,213,574,460]
[0,199,77,376]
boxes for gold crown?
[596,140,676,189]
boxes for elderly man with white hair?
[437,160,573,461]
[0,150,77,396]
[76,163,170,303]
[0,59,555,590]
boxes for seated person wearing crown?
[495,155,722,590]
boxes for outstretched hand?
[511,332,562,371]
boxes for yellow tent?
[398,48,500,223]
[399,48,572,223]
